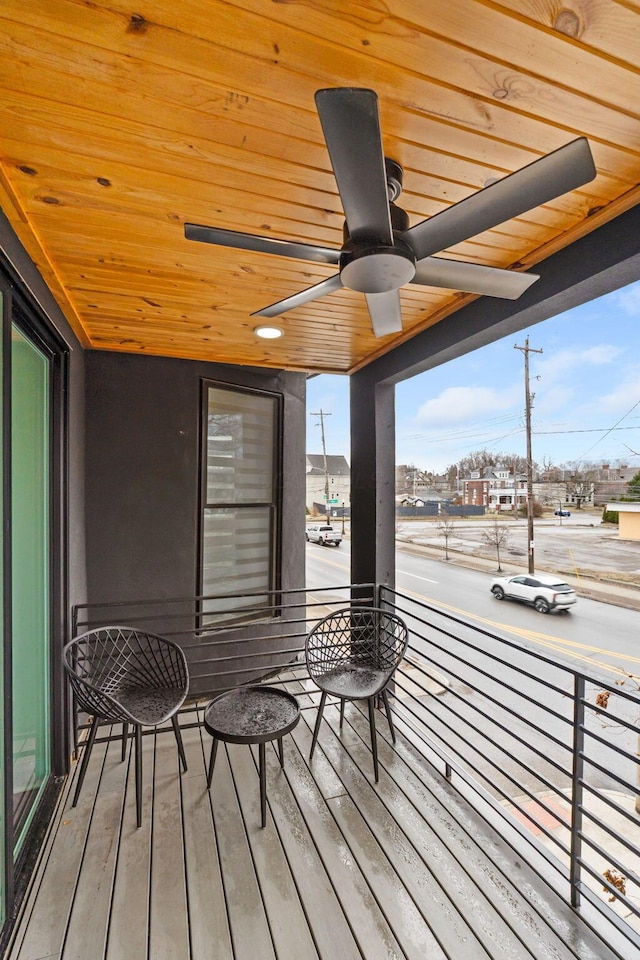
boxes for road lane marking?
[500,624,640,666]
[307,553,349,572]
[395,590,637,679]
[397,568,439,584]
[308,552,440,585]
[307,550,637,677]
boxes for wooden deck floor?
[7,677,621,960]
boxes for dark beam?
[350,377,395,595]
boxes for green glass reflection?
[11,325,50,853]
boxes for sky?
[306,279,640,475]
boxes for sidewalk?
[396,536,640,613]
[501,789,640,934]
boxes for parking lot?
[395,514,640,581]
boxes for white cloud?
[535,344,620,383]
[595,370,640,416]
[415,384,521,427]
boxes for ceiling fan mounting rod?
[384,157,403,202]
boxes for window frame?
[198,379,282,623]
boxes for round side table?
[204,685,300,827]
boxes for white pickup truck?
[306,523,343,547]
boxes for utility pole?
[514,338,543,574]
[311,409,331,522]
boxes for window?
[200,382,280,621]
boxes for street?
[306,538,640,804]
[306,538,640,677]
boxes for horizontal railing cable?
[392,598,572,715]
[402,642,574,770]
[390,679,572,857]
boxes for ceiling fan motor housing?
[340,244,416,292]
[340,201,415,293]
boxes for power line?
[569,398,640,464]
[534,425,640,436]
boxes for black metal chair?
[305,606,409,782]
[63,626,189,827]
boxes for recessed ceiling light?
[254,325,284,339]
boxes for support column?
[350,371,395,598]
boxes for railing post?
[570,674,586,908]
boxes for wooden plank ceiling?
[0,0,639,374]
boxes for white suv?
[490,573,576,613]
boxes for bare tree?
[482,517,511,572]
[436,512,456,560]
[565,468,596,509]
[457,450,536,476]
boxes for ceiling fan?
[185,88,596,338]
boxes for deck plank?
[104,731,155,960]
[180,719,234,960]
[271,730,407,960]
[344,703,621,960]
[326,705,540,960]
[208,746,277,960]
[327,793,451,960]
[296,708,483,959]
[227,742,320,960]
[61,736,130,960]
[7,695,626,960]
[14,729,112,960]
[149,730,190,960]
[254,739,364,960]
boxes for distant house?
[395,465,457,500]
[306,454,350,513]
[593,464,636,504]
[398,495,428,507]
[462,465,527,511]
[535,462,640,506]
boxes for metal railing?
[384,585,640,956]
[72,582,640,952]
[72,583,377,698]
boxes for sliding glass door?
[0,272,65,938]
[10,324,50,851]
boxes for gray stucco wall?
[83,350,307,607]
[83,350,307,698]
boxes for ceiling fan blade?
[315,88,393,245]
[365,291,403,338]
[412,257,539,300]
[404,138,596,262]
[184,223,340,265]
[251,274,343,318]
